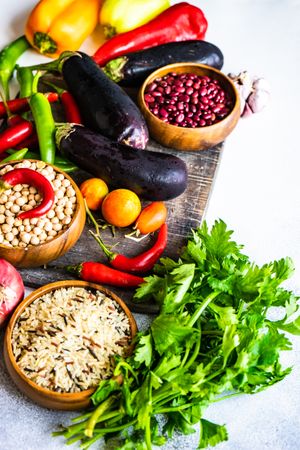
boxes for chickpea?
[14,219,22,227]
[47,209,55,219]
[20,232,31,244]
[30,218,39,225]
[57,211,65,221]
[12,238,19,247]
[37,219,46,228]
[18,242,27,248]
[0,195,7,204]
[2,223,11,233]
[36,161,46,170]
[62,216,71,226]
[10,204,20,214]
[70,196,76,204]
[48,173,55,181]
[16,197,26,207]
[57,174,65,181]
[6,216,14,226]
[21,189,30,197]
[64,207,73,216]
[62,179,71,188]
[47,166,54,173]
[0,214,5,224]
[9,195,16,203]
[18,225,25,233]
[40,168,49,177]
[24,225,32,233]
[0,234,3,244]
[51,216,59,224]
[13,184,23,192]
[0,205,5,214]
[29,186,37,194]
[33,227,42,236]
[3,240,11,247]
[39,231,47,242]
[44,221,53,232]
[5,201,13,210]
[28,194,35,201]
[22,205,33,212]
[56,190,65,200]
[66,187,76,197]
[30,235,40,245]
[53,223,62,232]
[57,198,67,206]
[5,232,14,242]
[48,230,57,237]
[23,218,30,226]
[12,227,18,236]
[14,192,21,199]
[35,194,41,202]
[28,199,37,207]
[52,179,61,189]
[5,210,14,217]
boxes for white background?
[0,0,300,449]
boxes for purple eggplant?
[56,124,187,201]
[61,52,149,149]
[104,40,224,87]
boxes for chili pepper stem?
[0,180,12,193]
[89,230,116,261]
[66,264,82,276]
[23,51,80,73]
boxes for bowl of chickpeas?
[0,160,86,268]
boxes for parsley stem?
[155,402,196,414]
[85,396,116,438]
[145,415,152,450]
[188,291,220,327]
[184,320,201,370]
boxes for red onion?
[0,259,24,328]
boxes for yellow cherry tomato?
[101,189,141,227]
[80,178,109,210]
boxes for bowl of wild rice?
[4,280,137,410]
[0,159,86,268]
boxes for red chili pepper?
[0,92,59,119]
[0,168,55,220]
[13,131,39,151]
[61,91,82,124]
[67,261,144,287]
[0,120,34,154]
[42,80,82,124]
[92,223,168,273]
[7,114,26,127]
[93,3,208,66]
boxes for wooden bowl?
[138,63,241,151]
[0,160,85,268]
[3,280,138,411]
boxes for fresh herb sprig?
[55,220,300,449]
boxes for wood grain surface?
[18,138,222,314]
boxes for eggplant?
[103,40,224,86]
[61,52,149,149]
[56,124,188,201]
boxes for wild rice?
[12,287,131,393]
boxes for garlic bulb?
[228,71,270,118]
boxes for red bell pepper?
[93,2,208,66]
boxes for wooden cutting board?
[18,134,222,313]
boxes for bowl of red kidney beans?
[138,63,241,151]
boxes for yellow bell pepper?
[100,0,170,37]
[25,0,101,58]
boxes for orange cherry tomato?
[80,178,109,210]
[101,189,141,227]
[135,201,167,234]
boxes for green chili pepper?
[0,36,30,100]
[7,148,78,172]
[17,66,34,98]
[1,147,28,163]
[54,162,78,173]
[29,92,56,164]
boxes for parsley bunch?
[55,220,300,449]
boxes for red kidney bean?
[145,71,233,128]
